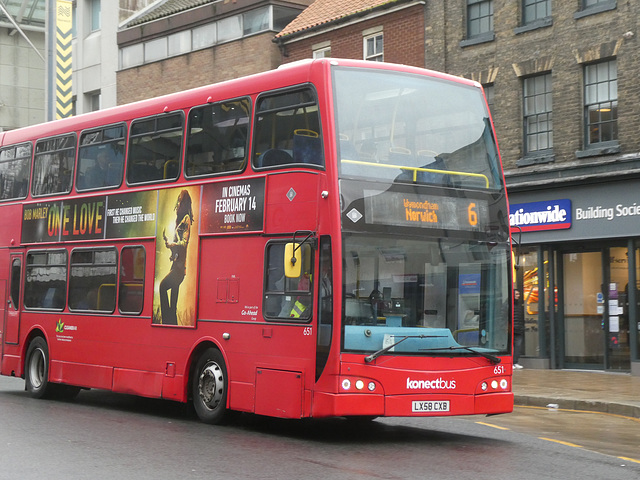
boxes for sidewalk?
[512,368,640,418]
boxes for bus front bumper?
[312,391,513,418]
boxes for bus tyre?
[192,348,228,424]
[25,337,54,399]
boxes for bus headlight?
[342,379,351,390]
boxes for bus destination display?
[364,189,488,232]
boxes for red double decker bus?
[0,59,513,423]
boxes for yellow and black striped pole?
[55,0,73,119]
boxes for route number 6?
[468,202,478,226]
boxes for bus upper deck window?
[253,87,324,170]
[0,143,31,201]
[186,98,250,178]
[128,113,184,184]
[32,135,75,197]
[77,124,126,191]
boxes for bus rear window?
[0,143,31,201]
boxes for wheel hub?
[198,362,223,410]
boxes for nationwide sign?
[509,199,572,232]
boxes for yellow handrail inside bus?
[341,159,489,188]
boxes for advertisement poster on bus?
[200,177,265,233]
[153,186,200,326]
[105,191,157,238]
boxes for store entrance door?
[562,251,604,369]
[561,247,631,371]
[605,247,631,371]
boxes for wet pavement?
[512,368,640,418]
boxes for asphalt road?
[0,375,638,480]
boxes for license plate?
[412,400,450,413]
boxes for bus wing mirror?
[284,243,302,278]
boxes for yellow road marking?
[539,437,582,448]
[618,457,640,464]
[476,421,510,430]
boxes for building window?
[583,0,612,8]
[144,37,167,63]
[584,60,617,146]
[168,31,191,56]
[523,73,553,153]
[364,33,383,62]
[243,7,270,35]
[523,0,551,24]
[313,46,331,59]
[90,0,101,32]
[483,84,494,117]
[218,15,243,43]
[467,0,493,38]
[192,23,216,50]
[120,43,143,69]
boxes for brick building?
[116,0,311,105]
[274,0,425,67]
[275,0,640,375]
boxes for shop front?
[509,178,640,376]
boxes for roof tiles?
[276,0,399,38]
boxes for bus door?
[3,254,23,345]
[316,236,333,381]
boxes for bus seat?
[257,149,293,167]
[293,129,323,165]
[388,146,413,166]
[131,163,160,183]
[106,162,123,186]
[164,160,179,179]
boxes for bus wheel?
[25,337,53,399]
[192,348,228,424]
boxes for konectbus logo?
[406,377,457,390]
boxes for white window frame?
[363,31,383,62]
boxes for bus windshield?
[333,67,502,190]
[342,233,510,357]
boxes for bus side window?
[185,98,250,177]
[10,258,22,309]
[0,143,31,201]
[68,248,117,312]
[119,246,145,315]
[24,250,68,310]
[32,135,75,197]
[263,242,313,321]
[77,124,125,191]
[128,113,183,184]
[253,88,324,169]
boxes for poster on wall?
[153,186,200,326]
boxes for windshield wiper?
[364,335,447,363]
[420,346,501,364]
